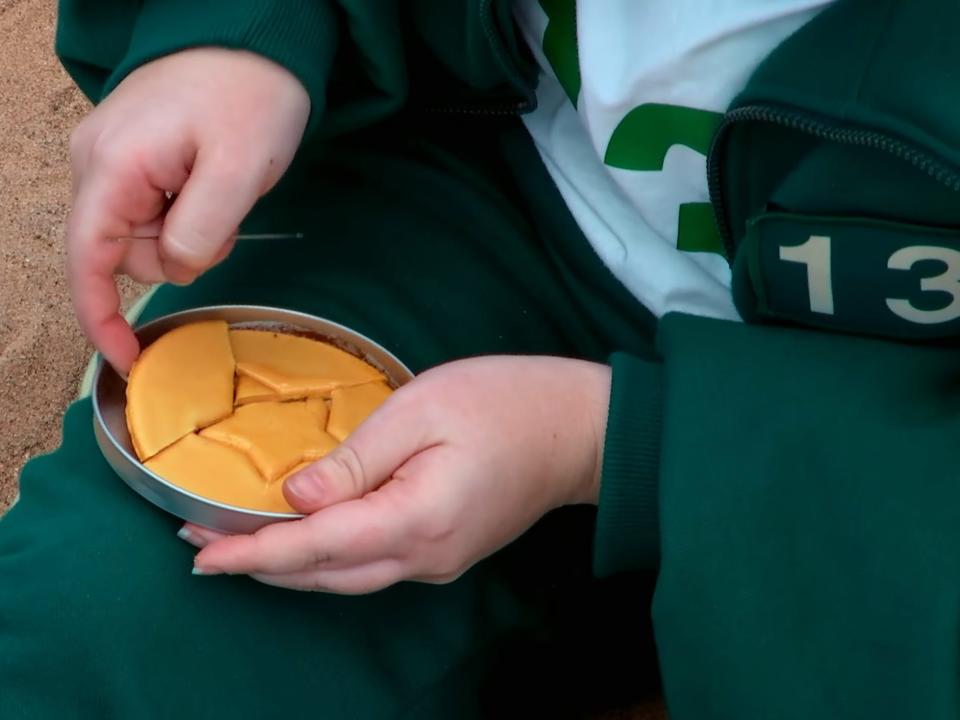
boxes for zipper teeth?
[423,0,536,117]
[424,100,530,116]
[708,105,960,258]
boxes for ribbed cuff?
[593,352,663,577]
[102,0,338,138]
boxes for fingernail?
[160,257,198,286]
[286,470,324,506]
[192,565,222,576]
[178,526,210,548]
[165,269,195,287]
[177,527,195,543]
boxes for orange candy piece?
[327,382,393,442]
[145,433,295,513]
[126,320,235,461]
[230,329,383,399]
[201,399,338,483]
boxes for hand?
[67,47,310,372]
[179,356,612,593]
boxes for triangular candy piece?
[327,381,393,442]
[230,329,384,398]
[145,433,294,513]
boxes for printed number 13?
[780,235,960,325]
[779,235,834,314]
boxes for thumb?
[283,389,431,513]
[159,150,261,282]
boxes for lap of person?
[0,123,659,719]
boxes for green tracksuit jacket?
[52,0,960,716]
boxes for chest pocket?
[741,212,960,340]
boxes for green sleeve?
[54,0,398,139]
[596,311,960,718]
[593,352,662,576]
[55,1,535,141]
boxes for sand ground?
[0,0,145,511]
[1,0,91,509]
[0,4,665,716]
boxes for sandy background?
[0,3,665,716]
[0,0,142,511]
[1,0,90,510]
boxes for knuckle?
[328,444,368,497]
[305,581,332,593]
[420,568,467,586]
[405,507,472,580]
[204,143,261,185]
[68,124,90,163]
[248,533,271,566]
[398,371,460,426]
[423,520,454,548]
[307,548,334,568]
[433,549,465,580]
[93,143,152,189]
[414,504,455,546]
[87,132,124,169]
[391,386,439,430]
[86,132,152,179]
[410,524,462,578]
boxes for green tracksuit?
[2,0,960,717]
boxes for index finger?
[67,181,143,373]
[193,495,407,576]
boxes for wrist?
[570,360,611,506]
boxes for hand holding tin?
[180,355,611,593]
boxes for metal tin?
[92,305,415,534]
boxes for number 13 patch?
[744,212,960,340]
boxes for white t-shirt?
[514,0,834,320]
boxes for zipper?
[477,0,536,111]
[707,104,960,259]
[423,99,531,116]
[424,0,536,117]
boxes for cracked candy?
[126,320,235,461]
[201,399,339,483]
